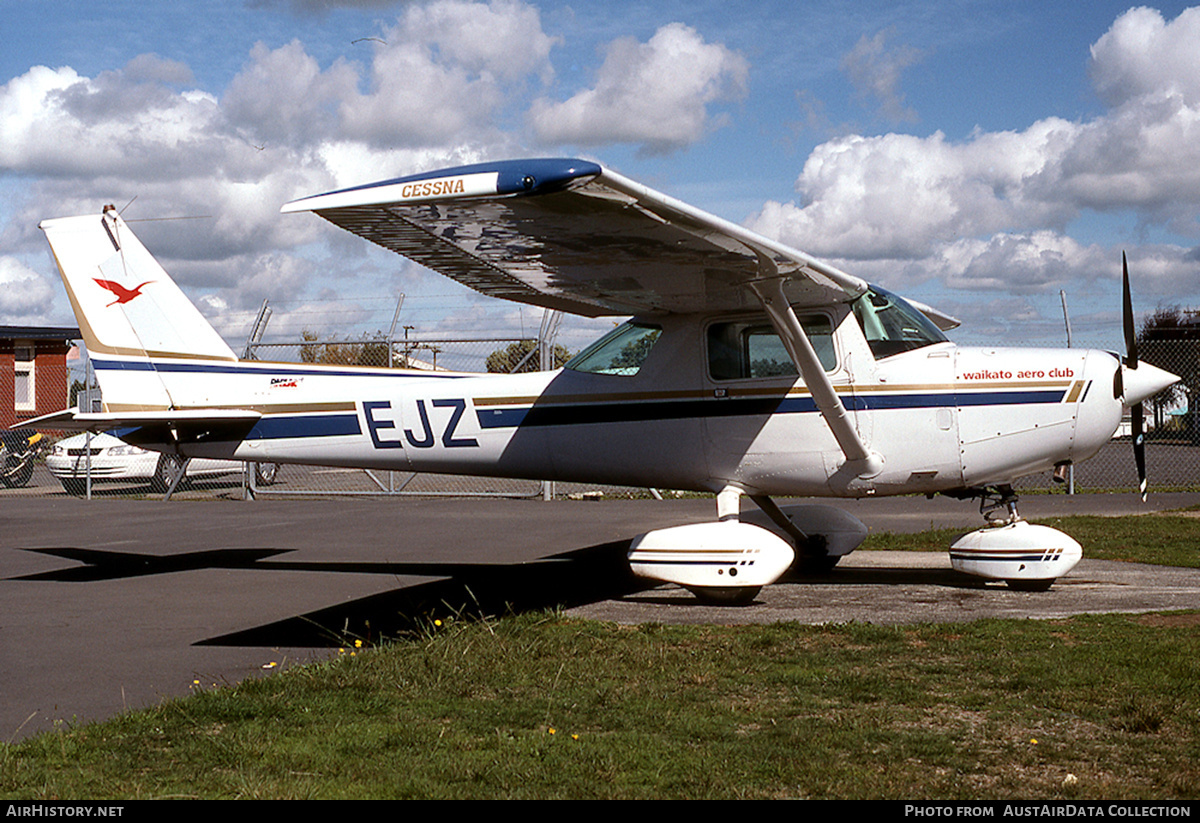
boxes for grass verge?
[3,609,1198,799]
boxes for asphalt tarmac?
[4,491,1200,742]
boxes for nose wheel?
[945,485,1082,590]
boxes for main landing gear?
[626,486,870,605]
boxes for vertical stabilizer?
[40,208,236,362]
[40,208,237,412]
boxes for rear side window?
[708,315,835,380]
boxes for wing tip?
[281,158,602,214]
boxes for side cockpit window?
[566,322,662,376]
[852,285,947,360]
[708,315,835,380]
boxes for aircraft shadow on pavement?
[15,541,649,647]
[203,540,657,647]
[14,543,982,647]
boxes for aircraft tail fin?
[40,207,237,413]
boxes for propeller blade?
[1122,253,1160,502]
[1122,251,1139,369]
[1132,402,1147,503]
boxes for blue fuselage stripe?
[950,552,1060,563]
[247,414,362,440]
[476,389,1068,430]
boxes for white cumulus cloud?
[0,256,57,322]
[748,6,1200,301]
[340,0,557,147]
[1089,6,1200,107]
[529,22,748,154]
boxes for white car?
[47,431,276,494]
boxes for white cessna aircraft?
[34,158,1178,602]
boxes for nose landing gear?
[946,485,1082,590]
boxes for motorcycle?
[0,429,45,488]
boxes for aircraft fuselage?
[119,304,1124,498]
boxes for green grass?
[3,611,1198,799]
[3,514,1199,800]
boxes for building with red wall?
[1,326,80,429]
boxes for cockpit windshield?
[565,321,662,376]
[852,285,947,360]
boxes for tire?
[1007,578,1055,592]
[254,462,278,486]
[60,478,87,496]
[685,586,762,606]
[1,454,34,488]
[151,454,187,493]
[794,553,842,574]
[7,459,34,488]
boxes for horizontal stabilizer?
[18,407,262,433]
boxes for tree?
[486,339,572,373]
[609,334,657,372]
[69,379,87,409]
[300,330,390,367]
[1138,306,1199,437]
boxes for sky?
[3,0,1200,353]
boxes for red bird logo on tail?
[94,278,153,306]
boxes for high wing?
[284,158,885,472]
[281,158,868,317]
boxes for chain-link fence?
[246,335,552,373]
[244,335,556,498]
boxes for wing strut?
[746,267,882,478]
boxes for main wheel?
[685,586,762,606]
[794,553,841,574]
[151,454,187,493]
[1007,578,1055,592]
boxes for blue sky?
[3,0,1199,351]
